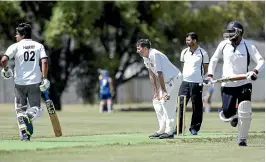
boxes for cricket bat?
[43,90,62,137]
[213,74,247,83]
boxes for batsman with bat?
[205,21,265,146]
[0,22,51,141]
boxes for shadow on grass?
[31,134,265,145]
[119,107,265,112]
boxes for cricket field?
[0,103,264,162]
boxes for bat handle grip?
[43,90,50,100]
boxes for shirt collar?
[20,39,32,42]
[226,38,245,45]
[239,39,245,44]
[148,48,153,59]
[189,46,200,54]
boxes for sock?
[107,103,112,112]
[99,104,104,113]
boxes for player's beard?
[187,42,195,49]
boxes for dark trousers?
[221,83,252,118]
[178,81,203,132]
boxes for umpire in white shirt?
[178,32,209,135]
[206,21,264,146]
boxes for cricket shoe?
[159,133,174,139]
[173,129,177,135]
[190,129,198,135]
[173,126,177,135]
[21,130,31,141]
[23,115,33,136]
[230,118,238,127]
[238,139,247,146]
[149,133,163,139]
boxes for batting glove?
[246,70,258,81]
[1,67,13,80]
[203,76,214,86]
[39,78,50,92]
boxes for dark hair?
[186,32,198,41]
[16,22,32,39]
[136,39,151,49]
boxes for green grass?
[0,103,264,162]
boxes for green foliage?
[115,1,139,25]
[44,1,264,63]
[0,1,25,46]
[217,1,265,36]
[0,1,24,22]
[44,1,103,48]
[153,1,264,47]
[0,1,264,104]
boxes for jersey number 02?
[24,51,35,61]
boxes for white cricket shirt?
[143,48,181,82]
[4,39,48,85]
[180,46,209,83]
[208,39,265,87]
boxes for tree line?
[0,1,264,110]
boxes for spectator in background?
[99,69,114,113]
[203,86,215,113]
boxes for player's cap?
[102,69,109,75]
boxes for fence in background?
[0,40,265,104]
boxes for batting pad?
[153,99,165,134]
[16,113,27,130]
[26,106,44,121]
[14,98,27,138]
[237,101,252,143]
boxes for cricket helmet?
[223,21,244,41]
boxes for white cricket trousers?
[153,74,182,134]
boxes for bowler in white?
[136,39,182,139]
